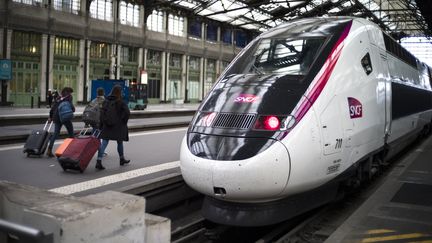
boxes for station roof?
[152,0,432,39]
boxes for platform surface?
[0,104,197,197]
[326,135,432,242]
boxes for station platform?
[0,103,199,242]
[0,103,198,142]
[0,103,198,197]
[326,135,432,242]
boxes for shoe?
[120,158,130,166]
[46,148,54,157]
[95,160,105,170]
[103,152,108,157]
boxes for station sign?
[0,59,12,80]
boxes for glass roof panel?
[230,19,246,26]
[208,14,232,22]
[165,0,430,37]
[242,24,258,30]
[174,0,195,9]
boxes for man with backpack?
[46,87,75,157]
[83,87,105,129]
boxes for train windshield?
[225,37,325,76]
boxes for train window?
[247,37,325,75]
[361,53,373,75]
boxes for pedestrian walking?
[46,87,75,157]
[83,87,105,129]
[96,85,130,170]
[46,89,53,108]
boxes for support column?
[138,48,143,83]
[48,35,54,92]
[0,28,3,58]
[86,40,91,101]
[40,34,48,102]
[143,48,147,70]
[182,54,187,101]
[0,29,4,105]
[78,39,85,102]
[80,0,86,15]
[201,58,207,100]
[6,30,11,59]
[116,44,121,79]
[0,29,12,105]
[110,44,116,80]
[216,60,220,79]
[200,57,204,100]
[161,51,167,102]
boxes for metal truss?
[137,0,431,38]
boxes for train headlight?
[264,116,280,130]
[253,115,296,131]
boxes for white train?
[180,17,432,226]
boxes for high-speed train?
[180,17,432,226]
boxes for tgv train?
[180,17,432,226]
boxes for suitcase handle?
[78,128,101,138]
[79,127,90,136]
[92,129,101,138]
[43,120,53,132]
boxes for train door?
[320,95,343,155]
[381,51,392,143]
[365,24,392,143]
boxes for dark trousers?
[48,120,74,149]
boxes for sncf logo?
[348,97,362,119]
[234,94,259,103]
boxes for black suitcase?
[23,121,53,157]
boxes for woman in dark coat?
[96,85,130,170]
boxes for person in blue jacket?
[46,87,75,157]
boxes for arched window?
[120,1,140,27]
[147,10,164,32]
[168,13,184,37]
[90,0,113,21]
[53,0,80,14]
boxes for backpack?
[102,100,120,127]
[58,101,74,123]
[82,99,100,126]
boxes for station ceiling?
[150,0,432,39]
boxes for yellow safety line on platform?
[362,233,429,243]
[367,229,396,234]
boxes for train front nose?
[180,135,291,202]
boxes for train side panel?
[281,20,385,194]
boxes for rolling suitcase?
[23,120,53,157]
[58,129,101,173]
[55,138,73,157]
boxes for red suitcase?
[58,129,100,173]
